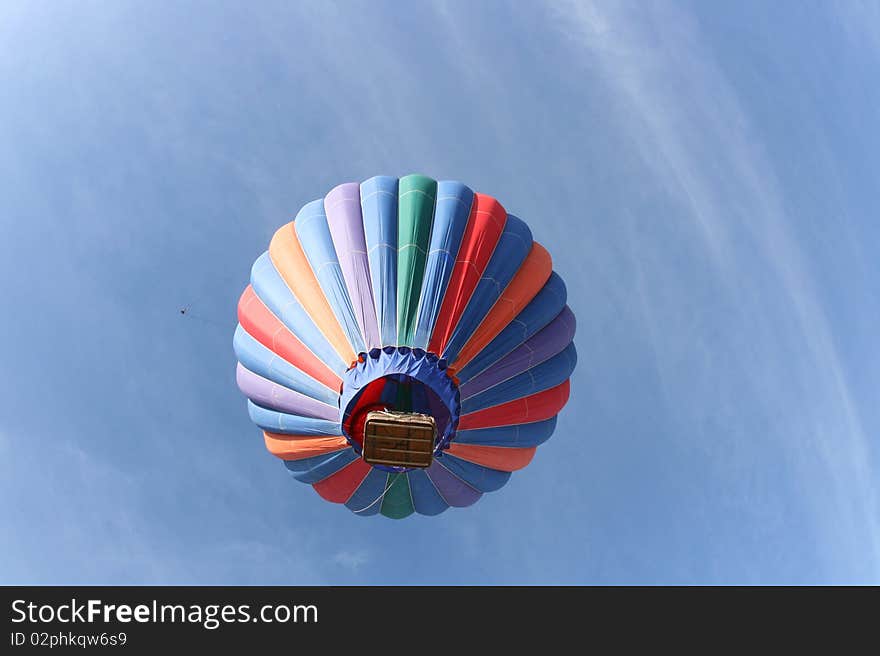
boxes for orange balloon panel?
[263,432,349,461]
[269,222,356,366]
[451,242,553,371]
[445,443,537,471]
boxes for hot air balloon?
[234,175,576,518]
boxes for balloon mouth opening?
[339,348,461,473]
[342,374,455,472]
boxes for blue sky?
[1,1,878,584]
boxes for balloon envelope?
[234,175,576,518]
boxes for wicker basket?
[362,410,437,468]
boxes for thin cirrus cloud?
[545,0,879,575]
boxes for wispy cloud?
[545,0,880,577]
[333,549,369,570]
